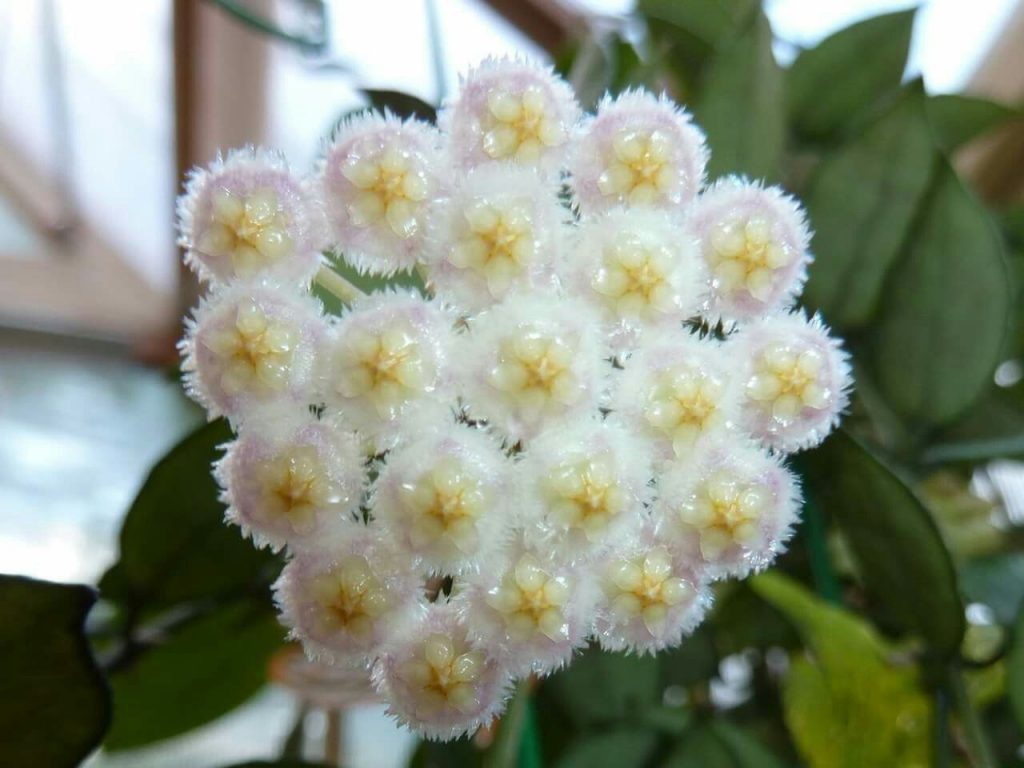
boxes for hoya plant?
[2,3,1023,768]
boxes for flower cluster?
[177,56,851,741]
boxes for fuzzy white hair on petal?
[438,55,580,176]
[567,89,708,216]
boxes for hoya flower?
[655,439,800,578]
[689,177,811,323]
[568,90,708,215]
[733,311,851,453]
[461,294,607,443]
[562,208,705,344]
[439,56,579,174]
[217,412,365,551]
[455,545,597,677]
[320,112,443,275]
[372,421,512,574]
[593,523,709,655]
[519,418,653,563]
[373,603,513,740]
[321,290,454,444]
[612,327,740,460]
[423,165,565,312]
[275,528,420,666]
[180,281,324,423]
[178,147,326,286]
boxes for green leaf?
[543,645,659,727]
[640,0,758,49]
[923,385,1024,464]
[1007,606,1024,733]
[105,598,283,750]
[802,86,935,328]
[927,94,1021,153]
[870,160,1011,426]
[787,10,915,141]
[665,720,790,766]
[409,738,484,768]
[799,430,965,657]
[751,572,932,768]
[363,88,437,123]
[554,728,657,768]
[659,624,719,688]
[693,10,784,181]
[711,721,792,767]
[99,420,277,613]
[0,575,111,766]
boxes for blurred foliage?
[7,2,1024,766]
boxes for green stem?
[315,265,365,305]
[801,494,842,604]
[518,698,542,768]
[947,664,997,768]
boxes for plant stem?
[315,265,365,305]
[947,664,997,768]
[801,493,842,604]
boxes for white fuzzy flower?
[217,411,365,551]
[519,418,653,563]
[593,522,709,655]
[423,165,565,312]
[180,281,324,423]
[568,90,708,215]
[321,290,454,445]
[455,543,597,677]
[275,528,421,666]
[655,438,800,579]
[178,147,326,286]
[373,603,513,740]
[612,327,741,460]
[320,112,443,275]
[439,56,579,174]
[372,420,513,574]
[562,208,706,345]
[461,294,608,443]
[689,177,811,323]
[733,311,851,453]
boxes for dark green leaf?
[787,10,915,141]
[961,553,1024,626]
[923,385,1024,464]
[410,737,483,768]
[927,94,1021,153]
[99,420,277,613]
[105,598,283,750]
[1008,606,1024,733]
[0,575,111,767]
[543,645,659,727]
[640,0,758,49]
[802,86,935,328]
[693,10,784,181]
[871,160,1011,426]
[799,430,965,657]
[659,624,718,688]
[362,89,437,123]
[663,724,733,766]
[711,721,792,767]
[554,728,657,768]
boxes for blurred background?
[2,1,1024,766]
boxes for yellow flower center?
[543,454,627,539]
[592,232,676,318]
[449,198,536,297]
[399,457,489,555]
[486,554,571,641]
[310,555,392,643]
[335,325,432,417]
[708,216,792,302]
[597,129,676,205]
[489,331,578,414]
[395,633,486,717]
[205,300,297,395]
[606,547,692,634]
[681,470,770,560]
[482,85,565,163]
[258,445,336,533]
[644,365,725,455]
[199,188,293,275]
[342,146,430,238]
[746,343,827,421]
